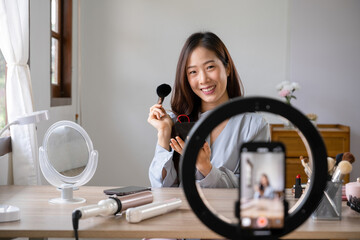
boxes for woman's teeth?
[202,86,215,92]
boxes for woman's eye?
[207,65,215,70]
[189,70,196,75]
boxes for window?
[0,50,6,129]
[51,0,72,106]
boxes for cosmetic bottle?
[295,174,302,198]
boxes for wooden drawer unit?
[270,124,350,188]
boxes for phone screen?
[239,142,285,229]
[103,186,151,196]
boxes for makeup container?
[294,175,302,199]
[312,181,342,220]
[345,178,360,213]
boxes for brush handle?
[331,169,343,182]
[157,97,164,104]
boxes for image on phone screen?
[239,142,285,229]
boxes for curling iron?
[72,191,153,240]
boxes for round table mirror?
[39,121,98,204]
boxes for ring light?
[180,97,328,239]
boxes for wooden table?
[0,185,360,239]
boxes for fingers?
[152,108,165,120]
[175,136,185,148]
[197,142,211,161]
[196,142,212,176]
[170,138,210,158]
[170,136,184,155]
[202,141,211,155]
[149,104,166,120]
[149,104,164,112]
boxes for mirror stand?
[49,184,86,204]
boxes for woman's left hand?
[196,142,212,176]
[170,136,185,155]
[171,138,212,176]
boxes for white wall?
[26,0,360,188]
[79,0,289,186]
[289,0,360,181]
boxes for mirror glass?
[47,125,89,177]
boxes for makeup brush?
[327,157,336,175]
[156,84,172,104]
[327,160,353,199]
[331,160,352,183]
[342,152,355,164]
[335,153,344,166]
[300,156,312,177]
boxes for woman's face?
[186,46,229,112]
[261,176,268,186]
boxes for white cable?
[0,121,18,137]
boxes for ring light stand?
[180,97,328,239]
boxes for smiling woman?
[148,32,270,188]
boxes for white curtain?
[0,0,39,185]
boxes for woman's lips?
[201,85,216,95]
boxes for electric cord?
[72,210,81,240]
[72,197,121,240]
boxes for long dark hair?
[171,32,244,121]
[170,32,244,181]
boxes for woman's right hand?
[147,104,174,150]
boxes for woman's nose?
[199,70,209,84]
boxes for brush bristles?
[335,153,343,165]
[327,157,336,172]
[337,160,353,175]
[156,84,172,98]
[300,156,309,165]
[342,152,355,164]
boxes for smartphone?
[173,122,196,140]
[103,186,151,196]
[239,142,286,230]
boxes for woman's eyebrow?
[187,60,216,70]
[203,60,215,65]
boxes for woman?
[254,174,275,199]
[148,32,270,188]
